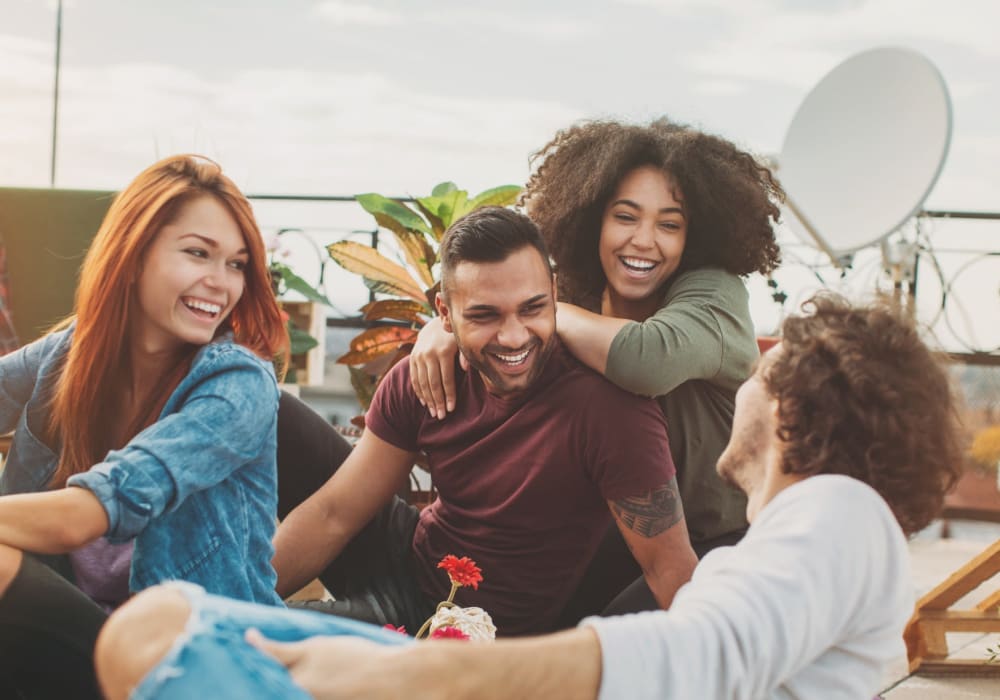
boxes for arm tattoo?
[610,478,684,538]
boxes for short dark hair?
[766,293,962,535]
[439,207,552,295]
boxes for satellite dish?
[778,47,952,260]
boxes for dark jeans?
[555,522,747,627]
[0,554,106,700]
[277,392,435,632]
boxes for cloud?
[442,9,598,41]
[925,133,1000,209]
[314,1,403,27]
[620,0,1000,90]
[0,33,53,86]
[0,34,582,195]
[693,79,751,97]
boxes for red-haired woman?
[0,155,288,698]
[409,118,783,623]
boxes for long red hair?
[48,155,287,487]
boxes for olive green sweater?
[606,267,757,545]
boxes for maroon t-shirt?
[365,342,675,635]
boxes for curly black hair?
[522,118,783,309]
[766,293,962,536]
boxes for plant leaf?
[366,211,437,285]
[431,182,459,197]
[377,342,415,384]
[355,195,438,286]
[356,193,430,235]
[397,230,438,288]
[337,325,419,365]
[348,366,378,411]
[468,184,522,211]
[416,190,469,232]
[288,322,319,355]
[360,277,423,301]
[272,262,332,306]
[413,198,446,241]
[424,280,441,312]
[361,299,430,324]
[327,240,426,303]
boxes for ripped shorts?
[132,582,410,699]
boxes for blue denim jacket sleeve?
[0,331,65,433]
[67,345,279,542]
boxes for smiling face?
[132,194,249,354]
[437,245,557,398]
[598,165,688,320]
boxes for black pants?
[277,392,435,632]
[0,554,107,700]
[555,523,747,627]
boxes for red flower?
[383,624,407,635]
[430,626,469,640]
[437,555,483,590]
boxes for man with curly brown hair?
[95,292,961,700]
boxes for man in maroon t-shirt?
[271,207,697,635]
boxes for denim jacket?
[0,326,282,606]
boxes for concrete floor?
[881,536,1000,699]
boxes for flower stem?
[414,584,461,639]
[414,618,433,640]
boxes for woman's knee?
[0,544,23,597]
[95,585,192,700]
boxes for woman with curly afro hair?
[409,117,783,623]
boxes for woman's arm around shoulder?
[569,268,753,397]
[408,316,462,420]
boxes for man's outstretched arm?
[272,429,416,597]
[250,626,604,700]
[608,476,697,609]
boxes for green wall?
[0,188,114,343]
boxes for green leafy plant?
[269,242,333,382]
[328,182,521,411]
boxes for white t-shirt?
[585,475,912,699]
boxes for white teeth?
[621,256,657,271]
[493,349,530,364]
[184,298,222,315]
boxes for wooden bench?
[904,539,1000,675]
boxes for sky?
[1,0,998,349]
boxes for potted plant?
[269,233,333,385]
[327,182,521,415]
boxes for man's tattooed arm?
[610,477,684,538]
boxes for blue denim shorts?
[132,582,411,699]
